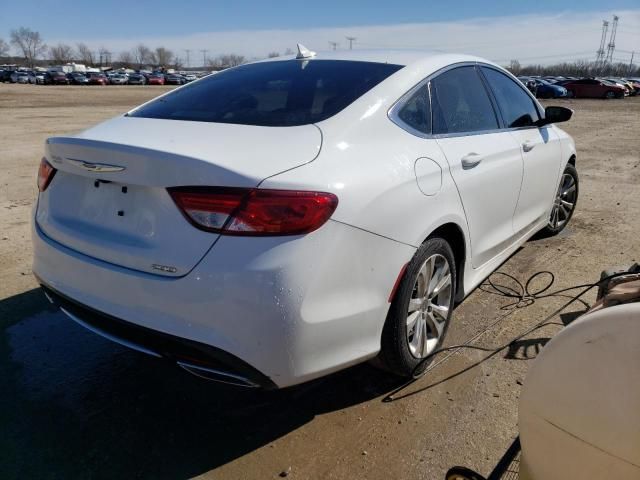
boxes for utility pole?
[200,49,209,68]
[184,49,191,68]
[630,51,636,76]
[329,41,338,51]
[345,36,356,50]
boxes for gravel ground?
[0,85,638,480]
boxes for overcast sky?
[2,2,638,66]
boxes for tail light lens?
[168,187,338,236]
[38,157,57,192]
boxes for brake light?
[168,187,338,236]
[38,157,56,192]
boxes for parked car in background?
[165,73,186,85]
[600,79,630,96]
[184,73,197,82]
[33,51,578,389]
[109,74,129,85]
[563,78,625,99]
[50,71,70,85]
[15,71,36,84]
[67,72,89,85]
[531,78,568,98]
[517,76,537,94]
[605,78,635,96]
[36,72,53,85]
[147,74,165,85]
[86,72,109,85]
[624,78,640,94]
[0,69,16,82]
[127,73,147,85]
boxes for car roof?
[258,49,491,68]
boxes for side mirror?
[537,106,573,126]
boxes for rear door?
[479,66,562,235]
[431,65,524,268]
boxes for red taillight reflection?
[38,157,57,192]
[168,187,338,236]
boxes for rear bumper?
[40,281,275,388]
[32,217,414,388]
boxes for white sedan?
[32,48,578,388]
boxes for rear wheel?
[605,90,616,99]
[379,237,456,378]
[541,163,578,236]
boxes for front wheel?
[541,163,578,236]
[379,237,456,378]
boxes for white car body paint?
[32,50,576,387]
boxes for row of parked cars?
[0,69,202,86]
[517,75,640,99]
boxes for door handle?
[461,153,483,170]
[522,141,535,152]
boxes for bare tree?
[0,38,9,58]
[76,43,95,65]
[208,54,246,70]
[172,56,184,70]
[284,48,294,55]
[267,51,280,58]
[10,27,47,67]
[509,59,522,76]
[49,43,75,64]
[153,47,173,66]
[118,51,134,67]
[134,44,152,68]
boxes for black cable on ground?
[383,270,633,402]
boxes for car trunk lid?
[36,116,322,277]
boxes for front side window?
[396,84,431,134]
[430,66,499,135]
[481,67,541,128]
[130,60,403,127]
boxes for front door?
[479,66,563,235]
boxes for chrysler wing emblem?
[67,158,126,173]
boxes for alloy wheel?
[549,172,577,230]
[406,254,452,358]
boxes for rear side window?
[130,60,403,127]
[397,84,431,134]
[481,67,541,128]
[430,66,499,135]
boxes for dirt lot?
[1,85,638,480]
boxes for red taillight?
[168,187,338,236]
[38,157,56,192]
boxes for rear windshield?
[129,60,403,126]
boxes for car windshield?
[130,60,403,127]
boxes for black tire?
[378,237,456,378]
[541,163,578,237]
[446,466,487,480]
[566,89,575,98]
